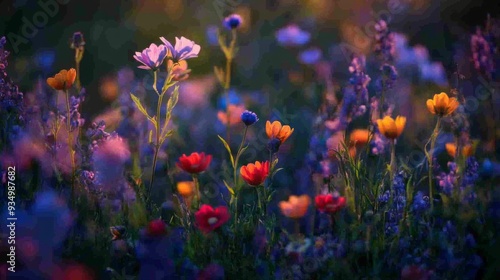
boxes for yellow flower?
[279,195,311,219]
[376,116,406,139]
[46,68,76,90]
[266,120,294,143]
[177,181,195,197]
[426,92,459,116]
[445,143,474,158]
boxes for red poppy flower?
[315,194,346,214]
[177,152,212,174]
[147,219,167,236]
[240,161,270,186]
[195,205,230,234]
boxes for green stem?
[234,190,239,223]
[389,139,396,184]
[428,117,442,210]
[233,126,248,186]
[148,71,164,208]
[75,48,84,92]
[193,174,200,209]
[256,186,262,215]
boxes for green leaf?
[272,167,284,178]
[272,157,279,169]
[130,93,153,122]
[217,135,235,168]
[161,86,180,138]
[223,180,235,196]
[161,80,177,95]
[166,86,180,113]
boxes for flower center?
[207,217,218,225]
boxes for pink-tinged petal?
[191,44,201,56]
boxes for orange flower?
[47,68,76,90]
[177,181,195,197]
[426,92,459,116]
[240,161,270,186]
[217,104,246,126]
[349,129,370,148]
[445,143,474,158]
[266,120,294,143]
[376,116,406,139]
[279,195,311,219]
[168,60,191,81]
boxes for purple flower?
[298,47,322,65]
[223,14,243,29]
[160,36,201,62]
[133,43,168,70]
[276,25,311,47]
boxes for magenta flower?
[133,43,168,70]
[160,36,201,62]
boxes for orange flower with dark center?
[279,195,311,219]
[445,143,474,158]
[376,116,406,139]
[426,92,459,116]
[266,120,294,143]
[177,152,212,174]
[240,161,270,186]
[47,68,76,90]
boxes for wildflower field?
[1,1,500,279]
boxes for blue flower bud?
[241,110,258,126]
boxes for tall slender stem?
[256,186,262,215]
[149,90,164,206]
[233,126,248,186]
[192,174,200,209]
[234,190,239,223]
[65,89,76,200]
[428,117,441,210]
[389,139,396,184]
[148,71,162,205]
[75,49,84,92]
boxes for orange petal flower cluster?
[240,161,270,186]
[266,120,294,143]
[445,143,474,158]
[279,195,310,219]
[376,116,406,140]
[426,92,459,116]
[47,68,76,90]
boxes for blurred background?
[0,0,499,120]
